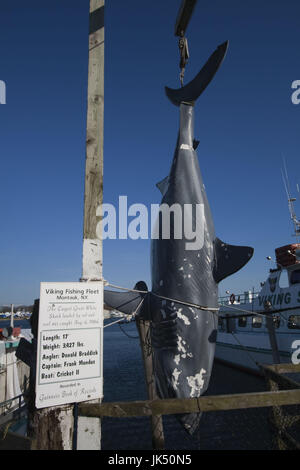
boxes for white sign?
[35,282,103,409]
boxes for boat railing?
[219,291,259,306]
[0,392,27,428]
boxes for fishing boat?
[216,172,300,373]
[216,247,300,373]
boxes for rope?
[104,281,148,294]
[103,317,127,329]
[151,291,219,313]
[1,421,12,440]
[220,303,267,319]
[82,277,290,321]
[104,281,219,313]
[103,297,145,329]
[118,322,139,340]
[229,331,260,368]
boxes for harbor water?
[1,318,275,450]
[102,319,274,450]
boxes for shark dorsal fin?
[156,176,169,196]
[213,238,254,284]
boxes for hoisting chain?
[179,34,189,86]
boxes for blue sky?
[0,0,300,305]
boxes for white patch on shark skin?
[177,335,187,358]
[178,267,184,271]
[189,307,199,320]
[180,144,193,150]
[172,368,182,390]
[187,274,191,279]
[187,352,193,358]
[174,355,181,365]
[177,335,186,351]
[177,308,191,325]
[187,368,207,398]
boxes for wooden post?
[266,315,281,364]
[81,0,104,282]
[24,2,105,450]
[136,317,165,450]
[77,0,105,451]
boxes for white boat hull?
[215,341,290,373]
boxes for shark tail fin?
[213,237,254,284]
[165,41,228,106]
[104,281,148,316]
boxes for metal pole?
[10,304,14,329]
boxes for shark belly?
[150,294,218,433]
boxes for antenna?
[281,161,300,242]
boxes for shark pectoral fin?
[193,139,200,150]
[213,237,254,283]
[156,176,169,196]
[104,281,148,315]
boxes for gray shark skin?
[104,41,254,434]
[149,102,219,434]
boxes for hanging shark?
[104,41,254,434]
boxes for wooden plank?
[78,389,300,418]
[260,364,300,389]
[266,363,300,375]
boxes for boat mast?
[281,162,300,243]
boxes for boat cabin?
[218,243,300,335]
